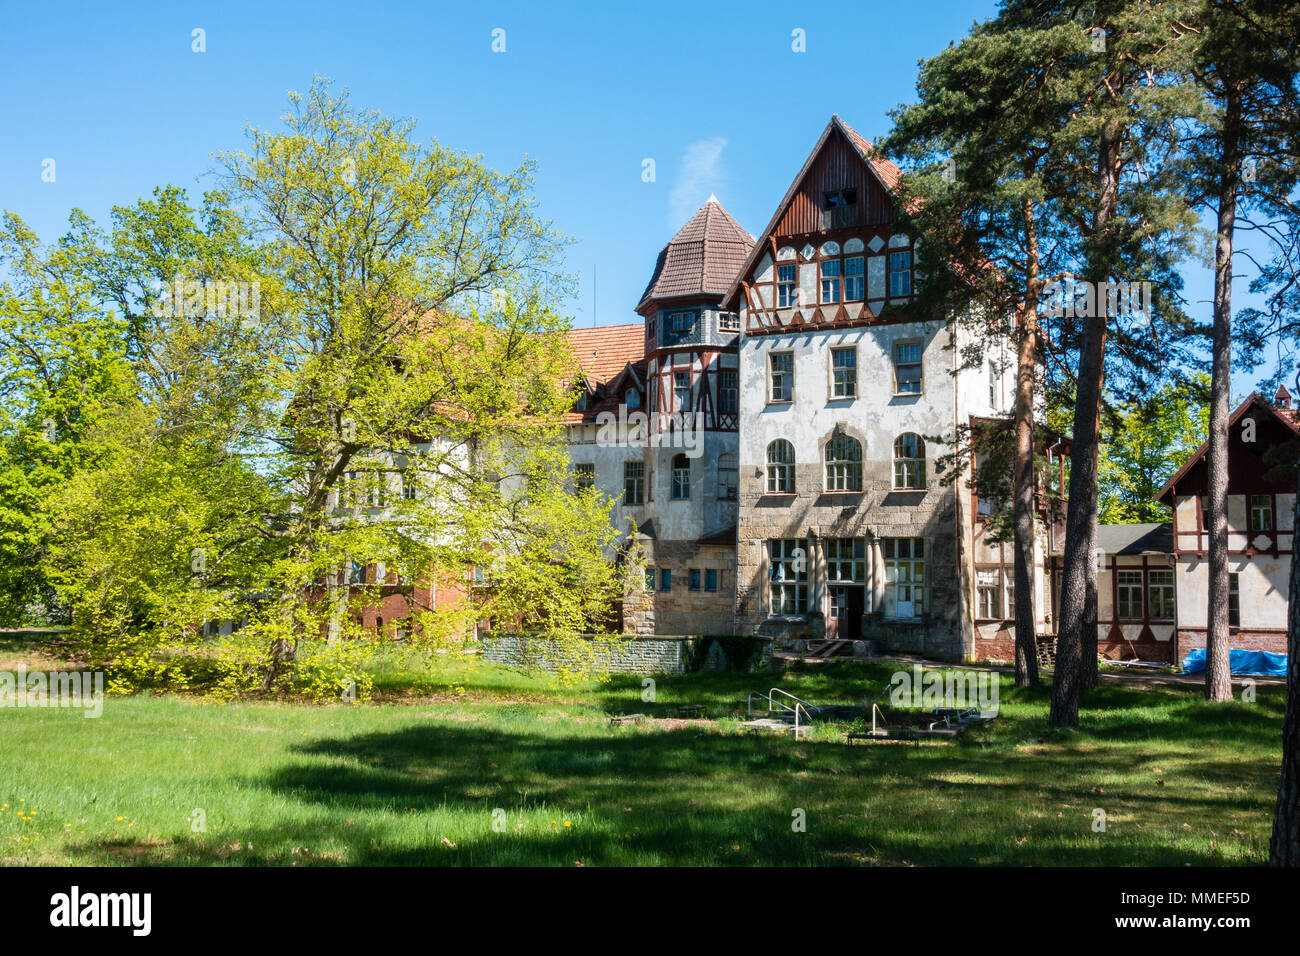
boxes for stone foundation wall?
[479,633,773,676]
[625,541,736,636]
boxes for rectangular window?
[718,455,738,500]
[1117,569,1144,620]
[624,461,645,505]
[989,359,999,407]
[689,569,701,592]
[844,256,864,301]
[777,264,798,308]
[769,352,793,403]
[719,311,740,331]
[821,259,841,303]
[826,538,865,583]
[671,458,690,500]
[1229,572,1240,627]
[645,568,655,591]
[349,560,366,585]
[574,463,595,492]
[768,539,808,615]
[660,568,672,592]
[831,347,857,398]
[402,472,418,501]
[719,370,739,414]
[883,538,925,619]
[674,370,691,412]
[889,250,912,297]
[1251,494,1273,531]
[1148,569,1175,620]
[668,311,694,333]
[1004,573,1015,621]
[894,342,923,394]
[977,569,1001,619]
[705,569,718,592]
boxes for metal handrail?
[768,687,812,712]
[745,688,813,739]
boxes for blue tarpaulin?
[1181,648,1288,676]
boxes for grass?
[0,632,1285,866]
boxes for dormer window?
[575,392,588,411]
[625,388,640,410]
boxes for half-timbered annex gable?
[724,116,914,335]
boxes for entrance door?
[828,586,864,641]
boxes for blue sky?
[0,0,1286,396]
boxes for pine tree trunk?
[1050,120,1119,727]
[1081,386,1102,691]
[1050,314,1105,727]
[1013,201,1041,688]
[1205,87,1241,704]
[1270,461,1300,864]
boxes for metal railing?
[746,687,814,739]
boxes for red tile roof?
[637,198,754,312]
[567,323,645,385]
[839,118,903,192]
[563,323,648,423]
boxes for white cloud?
[669,136,727,228]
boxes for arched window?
[717,453,738,500]
[893,433,926,489]
[671,454,690,500]
[824,435,862,491]
[766,440,795,493]
[625,388,640,410]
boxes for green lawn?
[0,634,1284,866]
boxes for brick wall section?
[1175,629,1289,659]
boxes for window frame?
[821,258,842,304]
[769,351,794,403]
[843,255,864,301]
[1148,568,1175,621]
[824,434,863,492]
[623,460,645,506]
[768,538,808,616]
[976,568,1001,620]
[888,249,913,298]
[882,538,925,619]
[1116,569,1144,621]
[893,341,923,395]
[717,453,738,501]
[892,433,927,490]
[830,347,857,399]
[777,264,798,308]
[1251,494,1273,532]
[719,369,739,414]
[766,439,795,494]
[670,454,691,500]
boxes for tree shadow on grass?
[66,718,1276,866]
